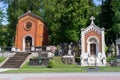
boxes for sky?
[93,0,102,6]
[0,0,102,25]
[0,2,8,25]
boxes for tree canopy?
[0,0,120,46]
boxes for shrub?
[47,60,53,68]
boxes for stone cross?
[90,16,95,24]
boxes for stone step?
[1,52,29,68]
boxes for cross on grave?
[90,16,95,24]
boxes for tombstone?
[107,44,115,58]
[35,46,42,51]
[62,44,75,64]
[81,16,106,66]
[31,46,35,51]
[29,50,52,66]
[11,47,16,52]
[16,48,20,52]
[57,44,63,56]
[58,48,62,56]
[116,55,120,66]
[116,38,120,56]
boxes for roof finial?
[90,16,95,24]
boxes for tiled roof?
[18,11,45,23]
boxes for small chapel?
[80,16,106,66]
[15,11,48,51]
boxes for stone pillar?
[101,28,105,54]
[0,47,1,52]
[11,47,16,52]
[116,43,120,56]
[31,46,35,51]
[81,29,85,55]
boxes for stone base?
[29,58,49,66]
[81,55,106,66]
[86,67,99,72]
[62,55,75,64]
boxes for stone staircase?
[1,52,29,68]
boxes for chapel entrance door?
[25,36,32,52]
[90,43,96,55]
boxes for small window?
[25,22,32,30]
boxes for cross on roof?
[90,16,95,24]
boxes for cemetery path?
[0,72,120,80]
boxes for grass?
[4,57,86,73]
[0,57,6,63]
[21,57,80,69]
[5,68,86,73]
[2,57,120,73]
[99,66,120,72]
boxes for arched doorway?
[25,36,32,51]
[87,37,99,55]
[90,43,96,55]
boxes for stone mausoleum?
[80,16,106,66]
[15,11,48,51]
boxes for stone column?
[31,46,35,51]
[101,28,105,54]
[0,47,1,52]
[116,43,120,56]
[81,29,85,55]
[11,47,16,52]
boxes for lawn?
[4,57,86,73]
[2,57,120,73]
[0,57,6,63]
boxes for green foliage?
[112,0,120,39]
[3,0,43,46]
[99,0,115,45]
[1,0,95,45]
[52,57,79,68]
[107,57,116,62]
[105,46,108,53]
[41,0,94,44]
[0,8,8,46]
[47,60,53,68]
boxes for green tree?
[44,0,94,44]
[99,0,115,45]
[2,0,43,46]
[2,0,95,45]
[112,0,120,39]
[0,5,7,47]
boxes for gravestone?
[29,51,50,66]
[31,46,35,51]
[11,47,16,52]
[116,38,120,56]
[62,43,75,64]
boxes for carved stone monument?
[62,44,75,64]
[80,16,106,66]
[29,51,50,66]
